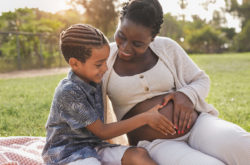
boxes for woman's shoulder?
[152,36,180,49]
[109,42,118,53]
[151,36,184,60]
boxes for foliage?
[0,53,249,136]
[159,14,183,42]
[225,0,250,27]
[186,25,226,53]
[162,14,228,53]
[70,0,118,36]
[210,10,227,29]
[225,0,250,51]
[0,8,83,71]
[233,20,250,52]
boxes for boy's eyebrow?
[95,58,107,63]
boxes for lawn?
[0,53,249,136]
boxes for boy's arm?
[57,85,175,140]
[86,104,176,140]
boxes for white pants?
[138,113,250,165]
[67,145,129,165]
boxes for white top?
[107,58,175,121]
[102,36,218,124]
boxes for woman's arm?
[158,37,211,133]
[86,104,176,140]
[163,37,210,104]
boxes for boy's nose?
[103,62,108,73]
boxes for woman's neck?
[114,48,159,76]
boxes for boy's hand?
[145,104,176,136]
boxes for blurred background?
[0,0,249,72]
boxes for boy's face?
[70,45,109,84]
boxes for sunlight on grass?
[0,74,66,136]
[191,53,250,130]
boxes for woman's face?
[114,18,153,61]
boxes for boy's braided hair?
[60,24,108,63]
[120,0,163,38]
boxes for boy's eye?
[95,64,102,68]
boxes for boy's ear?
[69,58,79,70]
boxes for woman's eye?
[118,32,126,40]
[133,42,144,47]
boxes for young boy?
[42,24,175,165]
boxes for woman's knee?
[189,114,250,163]
[121,147,155,165]
[206,126,250,164]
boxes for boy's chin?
[93,78,102,84]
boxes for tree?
[70,0,118,36]
[159,14,183,42]
[178,0,188,21]
[225,0,250,51]
[225,0,250,28]
[233,20,250,52]
[0,8,65,68]
[210,10,227,29]
[56,9,84,29]
[186,25,226,53]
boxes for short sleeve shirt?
[42,70,114,165]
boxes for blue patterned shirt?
[42,70,113,165]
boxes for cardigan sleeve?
[156,37,217,115]
[171,40,210,107]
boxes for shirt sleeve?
[56,85,99,130]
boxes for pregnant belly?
[122,94,198,145]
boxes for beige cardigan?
[102,36,218,144]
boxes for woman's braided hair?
[120,0,163,38]
[60,24,108,63]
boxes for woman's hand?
[162,92,195,134]
[144,104,176,136]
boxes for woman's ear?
[69,58,79,70]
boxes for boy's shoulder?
[54,70,102,103]
[55,77,87,100]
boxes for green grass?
[0,53,249,136]
[0,56,68,73]
[0,74,66,136]
[191,52,250,131]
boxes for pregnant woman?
[103,0,250,164]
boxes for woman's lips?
[120,51,132,57]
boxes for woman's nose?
[121,41,132,53]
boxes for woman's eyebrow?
[118,31,125,36]
[134,40,145,44]
[119,30,145,44]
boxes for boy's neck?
[71,70,98,87]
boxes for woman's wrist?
[175,91,194,108]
